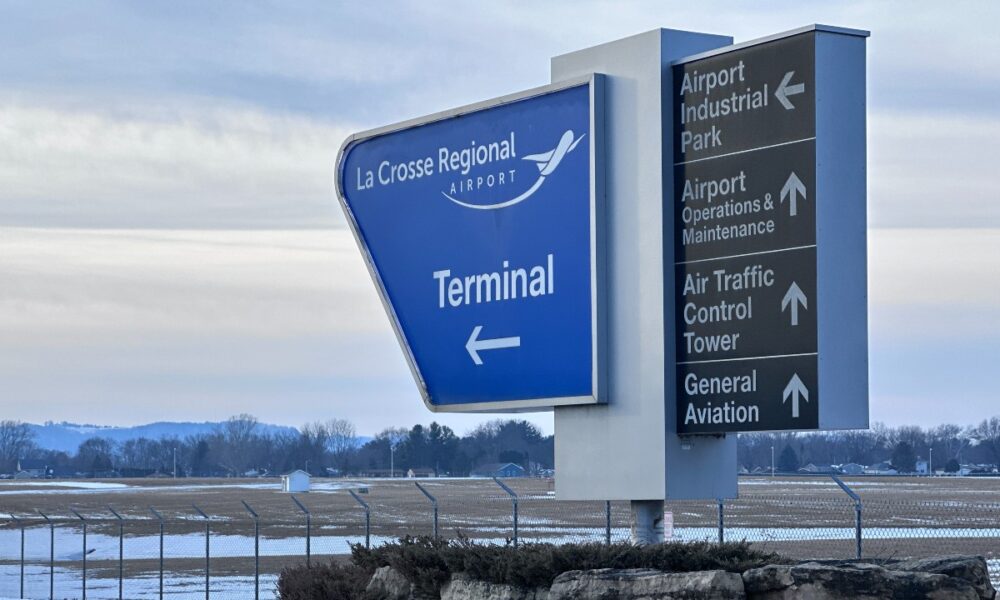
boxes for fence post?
[193,504,210,599]
[108,506,125,600]
[493,477,518,547]
[38,510,54,600]
[605,501,612,545]
[831,474,863,559]
[290,495,311,567]
[414,482,439,540]
[70,508,87,600]
[150,507,165,600]
[9,514,23,599]
[349,489,371,549]
[717,498,725,544]
[242,500,260,600]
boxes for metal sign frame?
[335,74,606,412]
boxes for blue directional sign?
[336,77,605,411]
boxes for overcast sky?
[2,1,998,436]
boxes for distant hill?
[28,421,301,453]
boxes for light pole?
[390,444,395,478]
[771,445,775,478]
[173,447,177,478]
[929,447,933,476]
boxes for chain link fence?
[2,476,998,599]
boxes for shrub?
[278,536,783,598]
[276,559,373,600]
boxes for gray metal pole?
[605,501,611,545]
[10,515,23,599]
[717,498,724,544]
[855,502,863,560]
[348,490,371,549]
[242,501,259,600]
[193,505,210,599]
[38,511,53,600]
[414,482,439,540]
[150,507,164,600]
[108,506,125,600]
[831,474,863,559]
[70,508,87,600]
[493,478,518,547]
[290,495,311,567]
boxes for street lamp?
[929,448,933,476]
[172,448,177,479]
[390,444,395,478]
[771,445,775,478]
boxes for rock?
[367,566,413,600]
[894,556,997,600]
[742,562,981,599]
[548,568,746,599]
[441,573,548,600]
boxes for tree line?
[739,418,1000,473]
[0,415,553,478]
[3,416,1000,478]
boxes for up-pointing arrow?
[781,282,808,326]
[783,373,809,418]
[466,325,521,366]
[775,71,806,110]
[780,172,807,217]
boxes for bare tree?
[971,417,1000,467]
[0,420,35,472]
[325,419,357,472]
[218,414,260,475]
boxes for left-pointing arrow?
[775,71,806,110]
[466,325,521,365]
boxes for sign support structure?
[551,29,739,506]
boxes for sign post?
[336,25,869,543]
[672,26,869,435]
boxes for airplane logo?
[442,129,585,210]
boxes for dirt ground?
[1,475,998,557]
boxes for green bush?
[278,536,783,598]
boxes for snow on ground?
[0,564,281,599]
[2,525,999,562]
[0,479,363,496]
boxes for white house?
[282,470,310,493]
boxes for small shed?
[282,470,310,493]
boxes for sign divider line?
[675,244,817,266]
[678,351,818,366]
[674,137,816,166]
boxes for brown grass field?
[0,476,998,597]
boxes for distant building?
[282,470,310,493]
[865,461,898,475]
[15,459,51,479]
[798,463,836,474]
[838,463,865,475]
[406,468,436,478]
[470,463,526,478]
[915,459,929,475]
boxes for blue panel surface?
[338,83,598,410]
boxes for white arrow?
[780,172,807,216]
[775,71,806,110]
[781,282,808,326]
[466,325,521,366]
[783,373,809,418]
